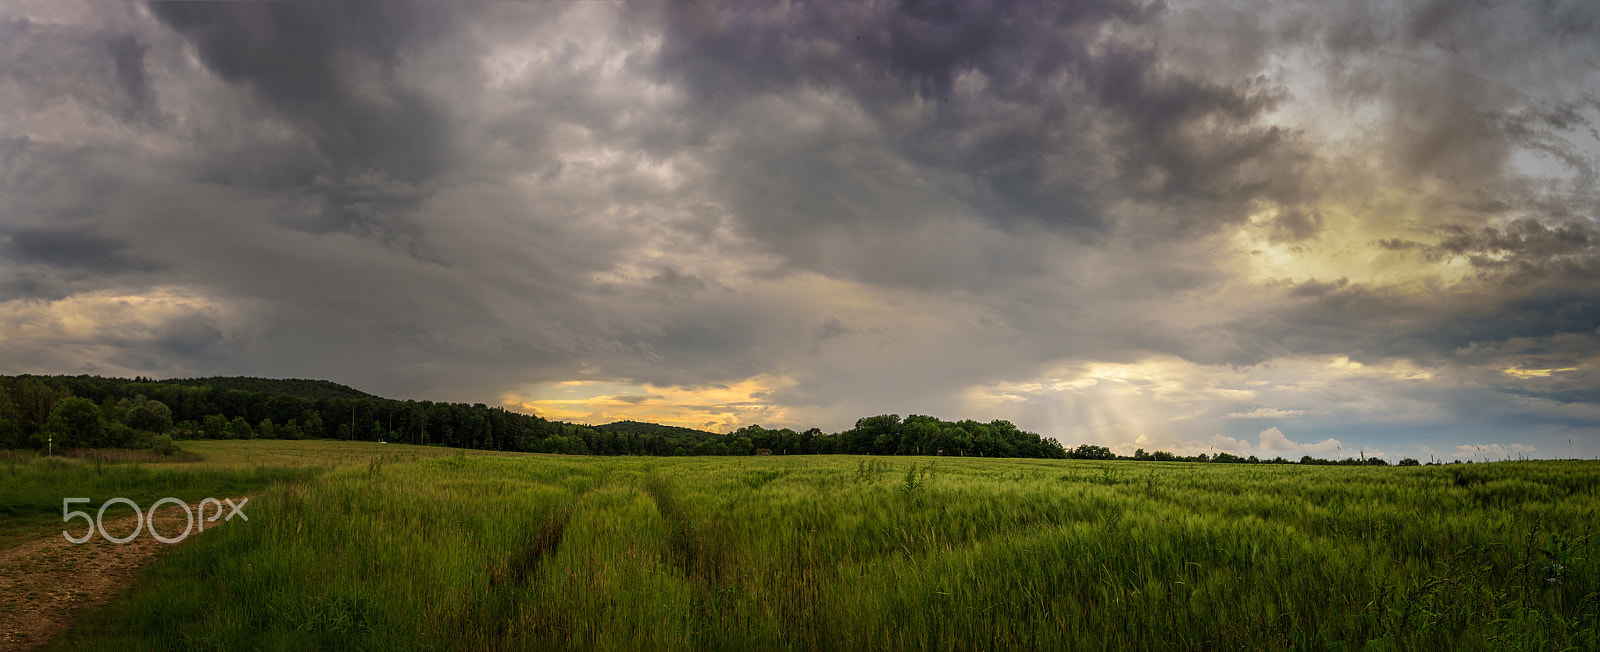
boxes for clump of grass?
[741,469,784,489]
[60,448,194,464]
[0,449,35,465]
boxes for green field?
[17,442,1600,649]
[0,441,526,549]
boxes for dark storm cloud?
[1438,220,1596,268]
[1,227,158,274]
[1209,273,1600,373]
[0,15,153,123]
[104,32,155,122]
[645,0,1309,253]
[148,0,456,181]
[1376,219,1598,286]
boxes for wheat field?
[28,443,1600,650]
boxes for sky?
[0,0,1596,461]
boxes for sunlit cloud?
[962,354,1447,439]
[1258,427,1343,455]
[0,286,236,377]
[1228,407,1307,419]
[500,374,797,433]
[1502,367,1579,379]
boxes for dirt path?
[0,497,250,651]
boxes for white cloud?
[1210,434,1252,454]
[1257,427,1296,452]
[1227,407,1306,418]
[1454,443,1537,460]
[1257,426,1343,455]
[1302,438,1344,454]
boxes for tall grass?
[56,449,197,464]
[0,455,315,549]
[50,451,1600,650]
[139,439,525,471]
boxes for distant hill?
[159,377,382,401]
[597,420,723,439]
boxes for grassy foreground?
[36,445,1600,649]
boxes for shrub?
[150,434,180,456]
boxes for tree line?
[0,375,1071,459]
[1085,445,1415,466]
[0,375,1423,465]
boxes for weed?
[854,459,890,484]
[899,462,932,497]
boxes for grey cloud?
[1,227,159,274]
[1370,220,1600,293]
[647,0,1307,253]
[1240,278,1600,370]
[146,0,461,252]
[1313,2,1600,185]
[1270,209,1322,243]
[1377,238,1428,252]
[152,313,229,359]
[649,267,708,302]
[1287,277,1350,299]
[1438,219,1594,260]
[814,319,853,342]
[104,32,154,123]
[0,16,152,123]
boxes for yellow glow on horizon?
[500,374,796,433]
[1502,367,1578,378]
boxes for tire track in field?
[493,507,571,589]
[454,498,578,644]
[642,474,748,648]
[643,475,734,587]
[0,497,251,652]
